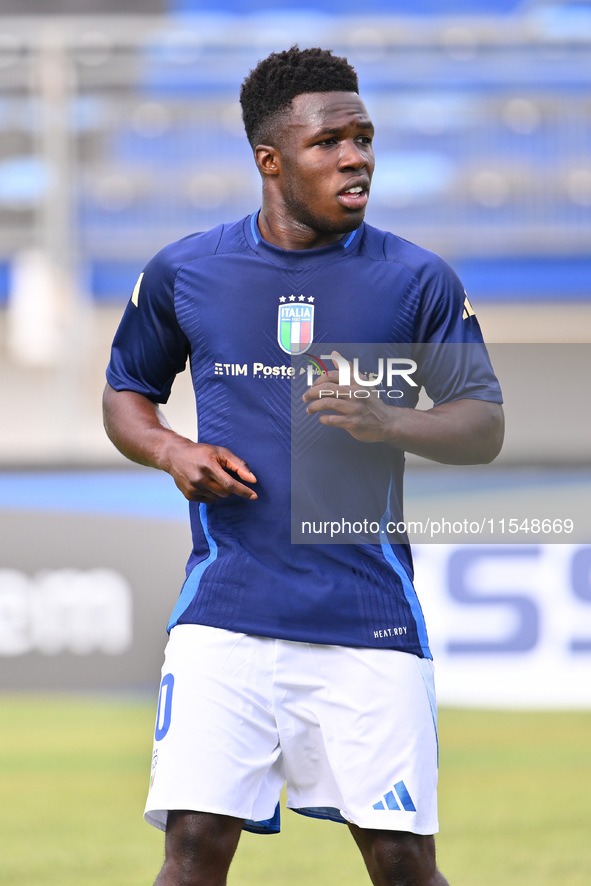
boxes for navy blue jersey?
[107,213,502,657]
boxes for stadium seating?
[0,2,590,304]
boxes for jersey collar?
[244,210,363,267]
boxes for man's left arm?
[302,376,504,465]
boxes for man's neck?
[257,206,351,251]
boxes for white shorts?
[145,624,439,836]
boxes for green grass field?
[1,694,590,886]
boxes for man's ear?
[254,144,281,176]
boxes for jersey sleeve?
[106,248,190,403]
[412,255,502,407]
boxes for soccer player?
[103,46,503,886]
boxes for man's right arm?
[102,383,258,504]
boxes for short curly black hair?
[240,45,359,149]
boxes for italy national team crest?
[277,296,314,355]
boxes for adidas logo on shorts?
[372,780,416,812]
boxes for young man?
[104,46,503,886]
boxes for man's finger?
[303,377,340,401]
[306,397,355,413]
[216,450,257,484]
[190,473,258,501]
[210,451,258,499]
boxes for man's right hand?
[102,384,257,504]
[162,438,258,504]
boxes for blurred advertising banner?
[0,469,590,707]
[0,470,190,691]
[415,543,591,709]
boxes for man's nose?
[338,140,368,170]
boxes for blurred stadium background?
[0,0,590,699]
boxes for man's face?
[272,91,375,244]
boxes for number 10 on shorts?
[155,673,174,741]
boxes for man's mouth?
[338,184,369,209]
